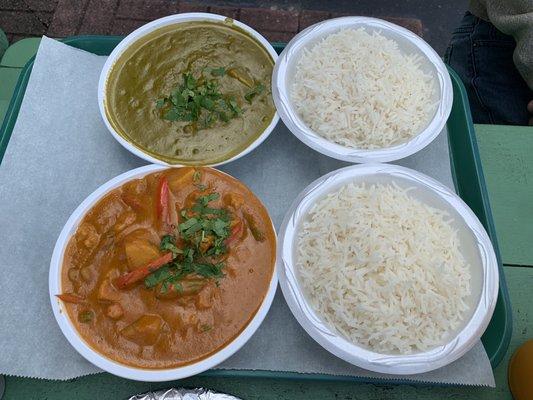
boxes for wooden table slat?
[475,124,533,266]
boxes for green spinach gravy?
[105,21,275,165]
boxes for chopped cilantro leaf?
[183,221,202,237]
[179,217,198,231]
[244,83,265,103]
[218,111,229,122]
[228,97,242,116]
[184,247,195,263]
[192,169,201,183]
[78,310,94,323]
[211,67,226,76]
[144,265,172,288]
[163,109,181,121]
[185,73,196,90]
[160,234,183,256]
[198,193,220,206]
[193,262,225,279]
[212,218,229,237]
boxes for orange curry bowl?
[49,164,277,381]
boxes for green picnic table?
[0,38,531,400]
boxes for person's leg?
[445,12,532,125]
[445,13,490,123]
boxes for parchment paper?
[0,37,495,386]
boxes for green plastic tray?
[0,36,512,382]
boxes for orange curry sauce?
[59,167,275,369]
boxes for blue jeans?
[445,12,532,125]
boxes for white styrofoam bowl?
[278,163,498,375]
[272,17,453,164]
[98,13,280,167]
[49,164,278,381]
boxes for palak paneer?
[58,167,276,369]
[105,21,276,165]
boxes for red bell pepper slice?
[157,176,172,233]
[56,293,85,304]
[114,252,173,289]
[226,218,243,246]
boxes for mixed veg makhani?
[57,167,275,369]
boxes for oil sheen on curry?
[105,21,276,165]
[58,168,275,369]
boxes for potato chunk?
[120,314,165,346]
[223,193,244,210]
[124,240,160,270]
[123,229,160,270]
[196,284,215,309]
[77,222,100,250]
[180,278,206,296]
[167,168,195,192]
[97,278,120,302]
[114,210,136,234]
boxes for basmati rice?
[291,28,437,149]
[296,182,471,354]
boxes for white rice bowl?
[277,164,499,374]
[272,17,453,164]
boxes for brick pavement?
[0,0,423,44]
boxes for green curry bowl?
[98,13,279,166]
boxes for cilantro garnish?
[78,310,94,323]
[156,73,238,129]
[198,193,220,206]
[144,265,173,288]
[156,69,264,130]
[210,67,226,76]
[244,83,265,103]
[193,169,207,191]
[144,192,232,294]
[192,169,201,183]
[160,234,183,256]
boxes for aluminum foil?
[272,16,453,164]
[128,388,242,400]
[277,163,499,375]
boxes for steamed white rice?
[296,182,471,354]
[291,28,438,149]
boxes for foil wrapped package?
[128,388,241,400]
